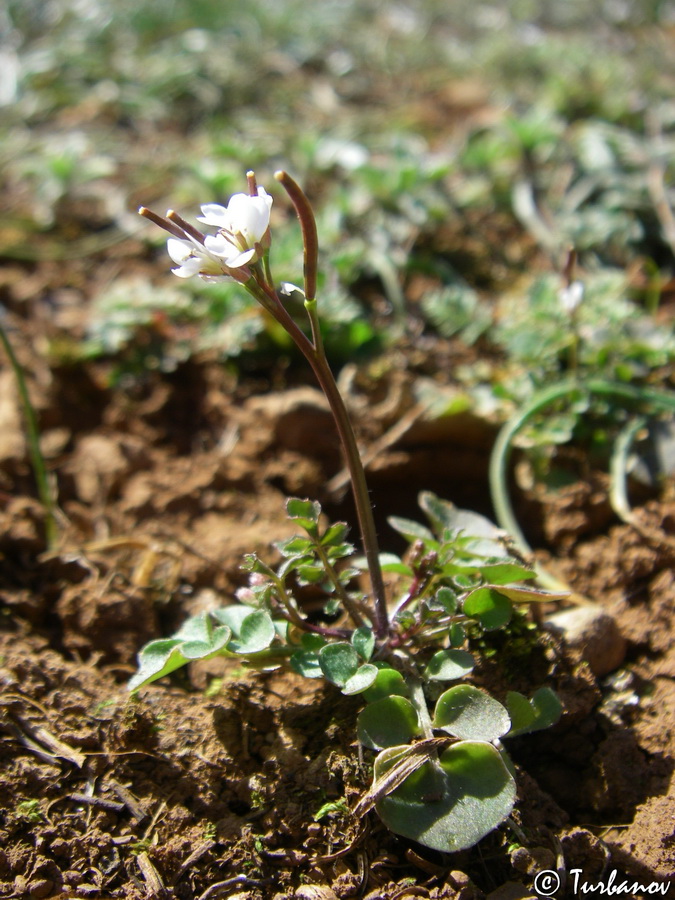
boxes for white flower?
[198,187,272,268]
[559,280,584,315]
[166,236,235,282]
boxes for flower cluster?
[140,178,272,283]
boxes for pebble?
[546,605,626,677]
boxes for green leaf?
[387,516,435,543]
[318,642,360,687]
[463,587,512,630]
[325,541,355,561]
[296,564,327,585]
[212,607,276,654]
[343,663,379,695]
[378,553,414,576]
[286,498,321,536]
[129,613,232,691]
[277,554,313,580]
[363,666,409,703]
[503,691,536,734]
[449,623,466,647]
[275,536,314,556]
[374,740,516,853]
[241,553,276,578]
[300,633,327,651]
[506,688,562,737]
[290,649,323,679]
[478,563,536,585]
[490,584,569,603]
[419,493,508,557]
[286,497,321,521]
[357,696,421,749]
[435,586,458,614]
[424,648,475,682]
[352,627,375,661]
[433,685,511,742]
[321,522,350,546]
[418,491,460,537]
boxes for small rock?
[27,878,53,899]
[295,887,340,900]
[546,605,626,676]
[511,845,556,875]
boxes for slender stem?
[272,172,388,636]
[313,541,369,629]
[253,280,389,636]
[408,677,434,740]
[0,320,58,549]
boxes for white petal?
[227,193,271,244]
[171,260,201,278]
[204,233,240,261]
[197,204,231,227]
[166,237,192,264]
[257,186,273,209]
[225,247,256,268]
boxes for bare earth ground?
[0,271,674,900]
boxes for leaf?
[300,633,326,651]
[363,666,409,703]
[434,586,458,614]
[296,563,328,585]
[478,563,536,585]
[463,587,512,630]
[212,607,276,654]
[286,497,321,536]
[433,685,511,742]
[378,553,414,576]
[419,493,505,557]
[343,663,379,695]
[325,541,355,561]
[506,688,562,737]
[372,740,516,853]
[241,553,276,577]
[418,491,461,537]
[321,522,350,546]
[503,691,536,734]
[129,613,232,691]
[290,649,323,679]
[387,516,435,543]
[491,584,569,603]
[449,623,466,647]
[424,648,475,682]
[352,627,375,661]
[286,497,321,521]
[318,642,360,687]
[275,536,314,556]
[357,696,421,749]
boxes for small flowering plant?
[133,172,564,854]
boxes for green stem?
[408,676,434,740]
[489,377,675,586]
[609,416,647,526]
[0,320,58,549]
[313,540,369,629]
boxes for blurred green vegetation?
[2,0,675,386]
